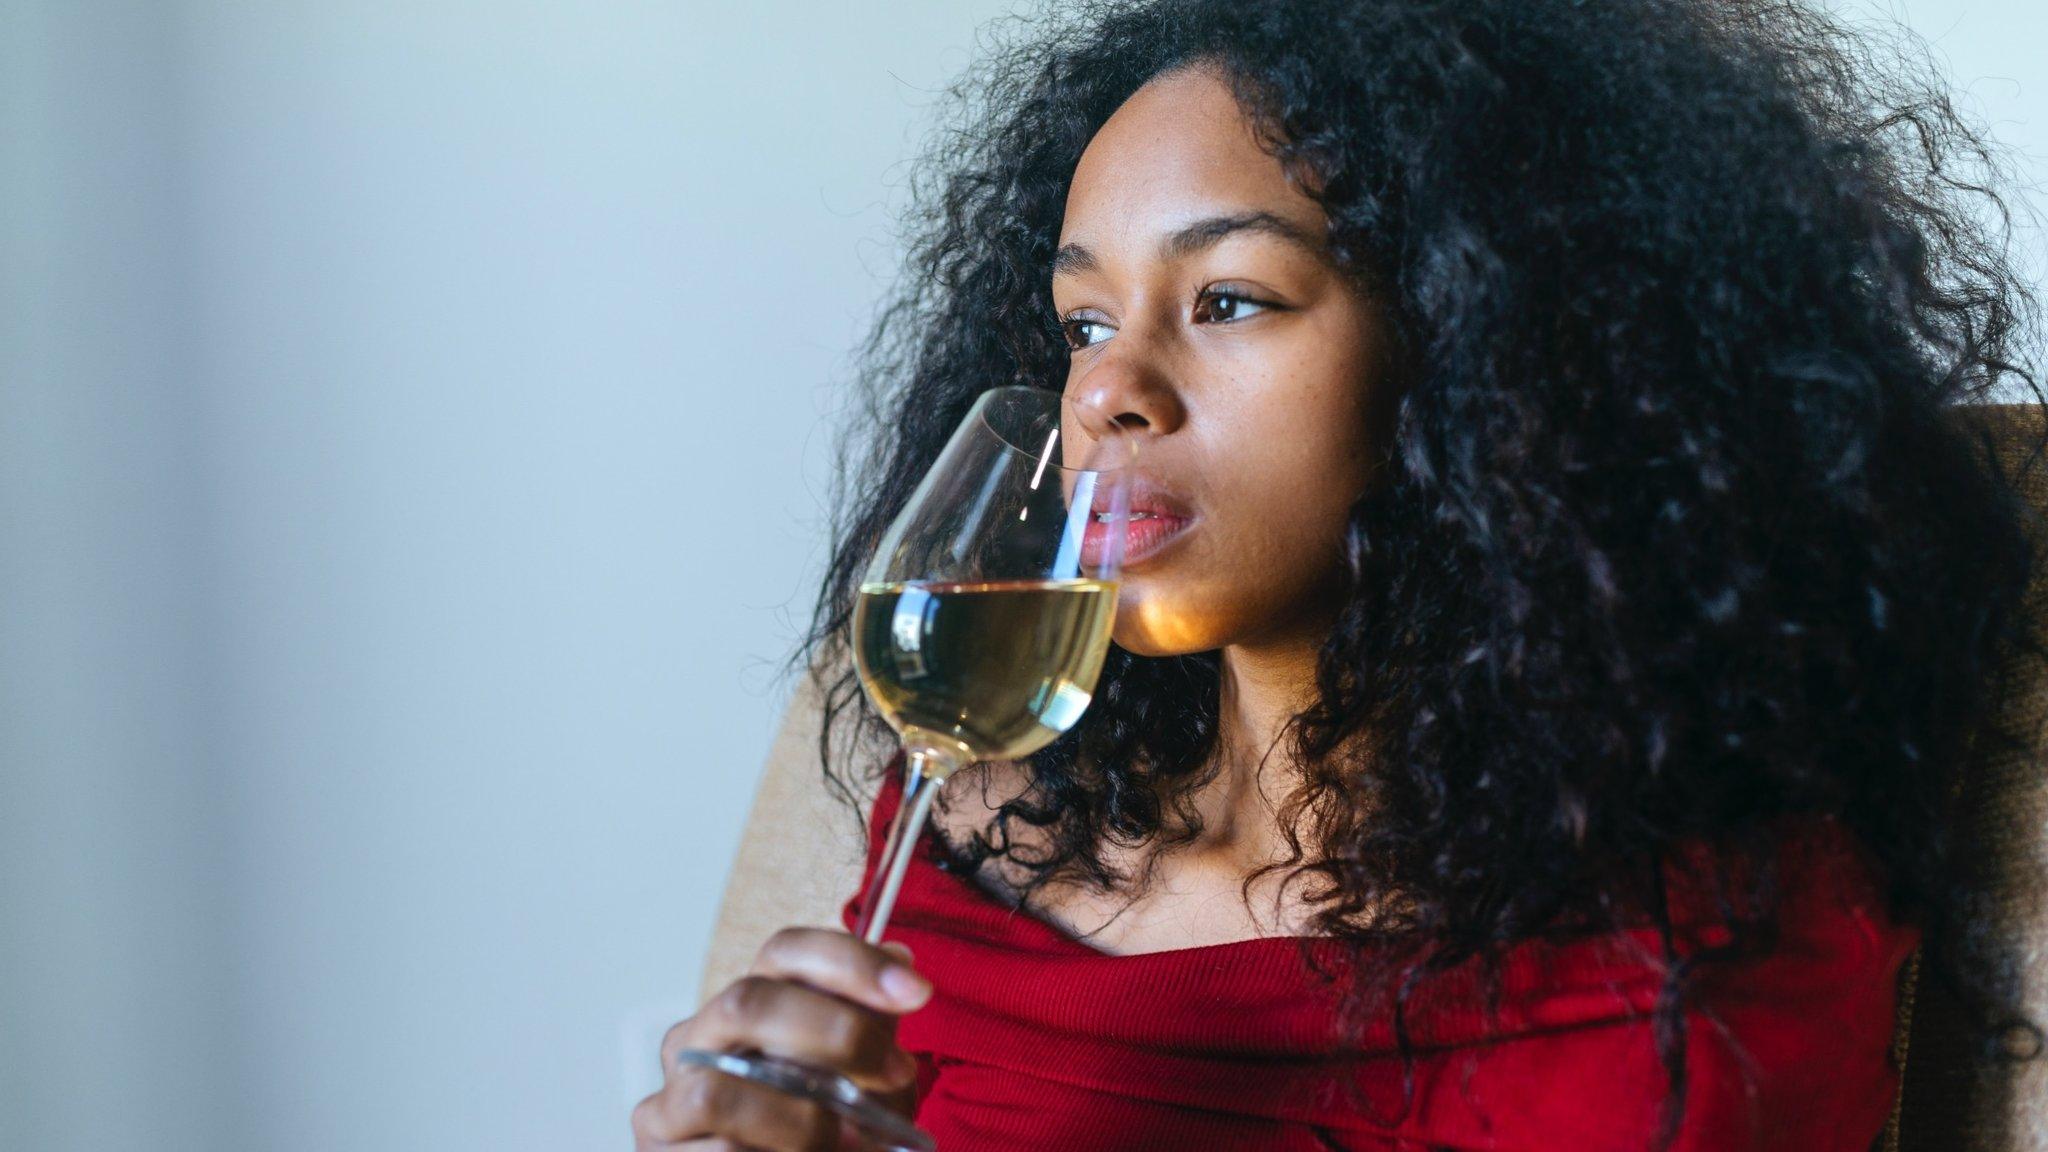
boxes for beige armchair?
[699,671,878,1007]
[1890,402,2048,1151]
[702,404,2048,1149]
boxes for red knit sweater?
[838,767,1917,1151]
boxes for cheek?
[1105,293,1392,657]
[1112,497,1351,655]
[1112,394,1376,656]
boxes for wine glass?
[672,385,1136,1151]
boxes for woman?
[635,0,2046,1148]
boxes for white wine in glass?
[673,386,1136,1152]
[853,578,1119,764]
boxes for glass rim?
[972,385,1138,474]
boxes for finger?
[665,978,918,1092]
[632,1065,837,1151]
[749,927,933,1014]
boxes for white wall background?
[0,1,2040,1150]
[1,2,1018,1149]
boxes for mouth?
[1078,479,1196,572]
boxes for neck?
[1178,635,1323,861]
[1219,638,1319,772]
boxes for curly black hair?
[797,0,2048,1142]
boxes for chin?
[1110,592,1226,658]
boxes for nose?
[1064,341,1186,437]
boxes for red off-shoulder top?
[838,767,1917,1151]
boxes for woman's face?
[1057,64,1400,658]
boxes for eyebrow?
[1051,210,1326,278]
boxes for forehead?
[1061,65,1314,245]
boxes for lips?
[1079,475,1195,571]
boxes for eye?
[1193,287,1272,324]
[1059,313,1116,350]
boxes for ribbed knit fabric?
[840,767,1918,1151]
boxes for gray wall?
[0,1,2040,1150]
[1,2,1016,1148]
[2,4,225,1150]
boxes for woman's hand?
[631,928,933,1151]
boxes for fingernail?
[881,940,914,963]
[881,964,933,1007]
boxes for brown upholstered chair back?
[1893,402,2048,1151]
[700,677,881,1007]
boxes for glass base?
[670,1047,934,1152]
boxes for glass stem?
[853,748,952,945]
